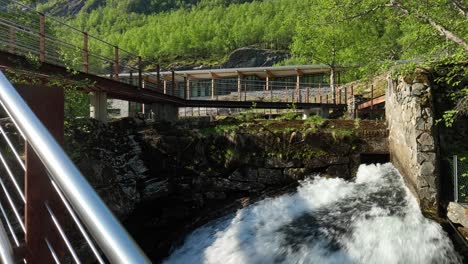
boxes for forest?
[22,0,468,76]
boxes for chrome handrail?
[0,217,14,264]
[0,71,151,263]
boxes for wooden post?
[211,78,215,100]
[138,56,142,89]
[306,87,310,103]
[163,80,167,94]
[39,14,45,63]
[285,86,288,102]
[326,94,329,103]
[113,46,119,80]
[156,64,161,91]
[8,27,15,54]
[83,32,88,73]
[17,84,65,263]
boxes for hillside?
[26,0,468,75]
[35,0,255,16]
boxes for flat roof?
[121,65,338,82]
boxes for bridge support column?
[151,103,178,122]
[302,107,329,119]
[90,91,108,123]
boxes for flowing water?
[164,163,462,264]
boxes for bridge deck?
[0,51,345,110]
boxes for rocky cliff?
[64,117,387,261]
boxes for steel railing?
[0,71,150,263]
[452,155,468,203]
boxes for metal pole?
[454,155,458,202]
[370,84,374,119]
[39,14,45,63]
[171,71,175,96]
[138,56,142,89]
[156,64,161,91]
[244,83,247,101]
[238,75,242,101]
[83,32,89,73]
[114,46,119,80]
[211,78,215,100]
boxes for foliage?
[304,115,325,128]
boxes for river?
[164,163,461,264]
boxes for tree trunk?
[391,0,468,51]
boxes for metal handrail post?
[0,72,150,263]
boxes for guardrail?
[0,0,163,93]
[0,71,150,263]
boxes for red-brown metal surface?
[39,15,45,63]
[83,32,89,73]
[357,95,385,110]
[114,46,119,81]
[16,84,65,263]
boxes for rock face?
[221,47,290,68]
[37,0,105,17]
[448,202,468,228]
[65,118,387,261]
[386,73,438,210]
[65,118,149,219]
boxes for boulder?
[142,179,171,201]
[447,202,468,227]
[222,47,290,68]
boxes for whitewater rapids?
[164,163,461,264]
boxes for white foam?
[164,163,461,264]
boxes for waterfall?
[164,163,461,264]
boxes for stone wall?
[386,74,437,210]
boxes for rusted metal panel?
[357,95,386,110]
[16,84,65,263]
[39,15,45,63]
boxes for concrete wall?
[108,99,130,118]
[386,75,437,210]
